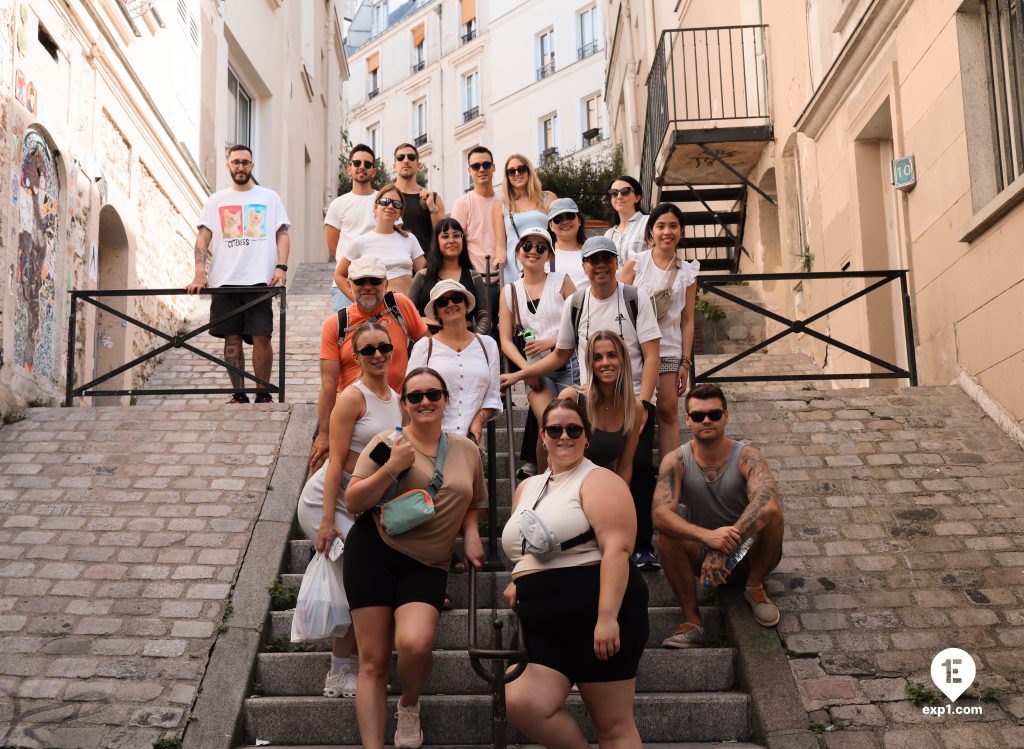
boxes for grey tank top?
[680,440,747,529]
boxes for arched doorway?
[14,130,60,386]
[94,206,130,406]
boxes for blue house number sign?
[891,156,916,192]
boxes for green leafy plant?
[2,410,27,425]
[262,634,316,653]
[906,681,943,707]
[27,397,54,408]
[153,738,183,749]
[695,296,726,324]
[267,577,297,611]
[536,146,623,222]
[797,244,814,273]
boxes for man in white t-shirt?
[500,235,663,566]
[324,143,378,312]
[187,145,290,404]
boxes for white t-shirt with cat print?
[199,185,290,288]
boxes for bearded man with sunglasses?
[451,147,501,327]
[325,143,379,312]
[393,143,445,253]
[310,256,429,472]
[653,384,784,647]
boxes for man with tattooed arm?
[652,383,784,648]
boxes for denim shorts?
[541,351,581,392]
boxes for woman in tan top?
[500,398,648,749]
[344,368,486,749]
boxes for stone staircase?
[236,410,766,747]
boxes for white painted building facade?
[342,0,609,201]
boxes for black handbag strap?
[426,432,449,497]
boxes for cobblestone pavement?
[0,403,289,748]
[719,370,1024,749]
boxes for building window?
[413,99,427,145]
[578,6,598,60]
[368,124,380,158]
[227,68,252,149]
[981,0,1024,192]
[537,29,555,80]
[582,93,603,146]
[540,113,558,163]
[461,0,477,44]
[367,52,380,98]
[461,71,480,123]
[371,1,387,36]
[412,24,426,73]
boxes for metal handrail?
[481,257,503,571]
[64,286,286,405]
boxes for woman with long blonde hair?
[492,154,557,285]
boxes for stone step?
[240,744,766,748]
[279,569,692,609]
[256,646,736,696]
[268,606,723,652]
[244,692,752,744]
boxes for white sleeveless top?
[502,459,603,577]
[503,272,568,340]
[349,380,401,455]
[632,252,699,358]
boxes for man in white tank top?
[651,384,785,647]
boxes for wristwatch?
[275,264,288,271]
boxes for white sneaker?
[323,664,358,698]
[394,701,423,749]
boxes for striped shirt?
[604,211,649,264]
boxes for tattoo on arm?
[736,447,779,536]
[653,450,684,513]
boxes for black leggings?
[629,401,657,554]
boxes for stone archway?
[94,206,131,406]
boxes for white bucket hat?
[426,279,476,320]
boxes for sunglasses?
[438,231,464,241]
[395,152,418,162]
[607,187,635,198]
[551,213,577,225]
[350,159,374,169]
[543,424,585,440]
[404,389,447,404]
[519,241,549,255]
[377,197,404,210]
[688,409,725,422]
[506,165,529,177]
[229,160,253,167]
[352,277,384,287]
[469,161,494,171]
[584,252,617,265]
[356,342,394,356]
[435,292,466,309]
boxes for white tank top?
[504,272,568,340]
[349,380,401,455]
[501,459,603,576]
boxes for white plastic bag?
[291,551,351,641]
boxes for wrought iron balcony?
[462,106,480,124]
[414,134,428,147]
[411,59,425,73]
[540,147,559,165]
[536,61,555,80]
[368,87,380,100]
[582,128,602,148]
[461,24,477,45]
[577,41,599,60]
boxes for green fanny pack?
[380,433,449,535]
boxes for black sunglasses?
[377,197,404,210]
[583,252,617,265]
[435,292,467,309]
[506,165,529,177]
[543,424,585,440]
[404,389,447,404]
[607,186,635,198]
[551,213,577,225]
[350,159,374,169]
[469,161,494,171]
[352,277,384,286]
[519,241,549,255]
[688,409,725,423]
[356,342,394,356]
[395,152,418,162]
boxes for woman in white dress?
[407,279,502,443]
[620,202,699,456]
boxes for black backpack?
[568,284,641,348]
[337,291,410,349]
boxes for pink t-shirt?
[450,190,499,280]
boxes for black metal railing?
[414,133,428,147]
[640,25,769,199]
[481,257,504,571]
[411,59,426,73]
[64,287,286,406]
[368,87,380,99]
[463,105,480,124]
[536,61,555,80]
[540,147,558,165]
[461,25,477,44]
[692,271,917,385]
[577,40,599,60]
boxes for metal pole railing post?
[482,256,502,571]
[278,287,287,402]
[64,293,79,407]
[491,620,509,749]
[898,271,918,386]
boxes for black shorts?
[343,513,448,612]
[514,563,649,684]
[209,284,273,341]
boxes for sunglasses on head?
[519,241,549,255]
[377,197,404,210]
[469,160,494,171]
[543,423,585,440]
[356,342,394,356]
[229,159,253,167]
[438,231,464,241]
[395,152,418,162]
[435,292,466,309]
[607,186,634,198]
[352,277,384,287]
[506,165,529,177]
[403,389,447,404]
[688,409,725,423]
[551,213,577,225]
[350,159,374,169]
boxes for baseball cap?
[514,212,551,244]
[348,255,387,280]
[581,235,619,259]
[547,197,580,221]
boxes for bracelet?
[382,464,398,482]
[275,264,288,271]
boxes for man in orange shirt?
[309,256,429,471]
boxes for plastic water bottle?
[703,536,755,589]
[522,329,540,364]
[384,425,403,447]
